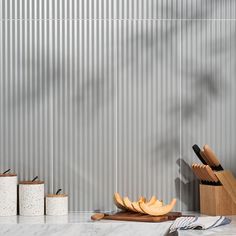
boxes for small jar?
[46,194,68,216]
[0,173,17,216]
[19,180,44,216]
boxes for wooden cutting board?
[91,211,182,222]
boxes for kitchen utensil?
[192,164,202,180]
[192,164,220,184]
[200,183,236,215]
[200,170,236,215]
[199,164,209,181]
[91,211,182,222]
[205,165,219,182]
[215,170,236,204]
[203,145,224,171]
[193,164,207,181]
[192,144,208,165]
[200,149,214,166]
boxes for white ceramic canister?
[0,172,17,216]
[19,180,44,216]
[46,193,68,216]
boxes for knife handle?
[205,165,219,182]
[200,150,214,166]
[91,213,106,221]
[192,144,208,165]
[203,144,224,170]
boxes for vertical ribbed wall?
[181,20,236,210]
[1,1,236,211]
[0,18,117,211]
[117,20,181,208]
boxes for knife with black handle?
[192,144,208,165]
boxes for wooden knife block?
[200,184,236,215]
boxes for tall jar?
[0,173,17,216]
[19,180,44,216]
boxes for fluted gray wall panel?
[2,0,236,20]
[52,20,116,211]
[181,20,236,210]
[1,0,236,212]
[0,0,182,19]
[181,0,236,19]
[117,20,181,209]
[0,20,54,192]
[0,19,117,211]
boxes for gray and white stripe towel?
[169,216,231,232]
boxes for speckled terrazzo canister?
[19,180,44,216]
[0,174,17,216]
[46,194,68,216]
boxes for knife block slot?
[200,184,236,215]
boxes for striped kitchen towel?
[169,216,231,233]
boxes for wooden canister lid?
[0,173,17,177]
[46,194,68,198]
[19,180,44,185]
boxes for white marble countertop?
[0,212,235,236]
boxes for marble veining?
[0,213,235,236]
